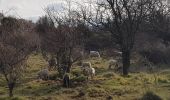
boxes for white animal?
[90,67,95,78]
[90,51,100,58]
[37,68,49,80]
[108,59,118,69]
[82,66,95,80]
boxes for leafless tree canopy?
[76,0,168,75]
[0,16,39,97]
[36,2,84,79]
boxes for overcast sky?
[0,0,65,21]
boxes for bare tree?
[0,16,38,97]
[36,1,83,79]
[148,1,170,46]
[79,0,156,75]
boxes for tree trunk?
[122,50,130,75]
[66,63,71,73]
[56,56,60,70]
[66,58,72,73]
[63,74,70,88]
[66,67,71,73]
[8,83,15,97]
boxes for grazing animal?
[90,51,100,58]
[108,59,118,69]
[90,67,95,78]
[37,68,49,80]
[82,66,95,80]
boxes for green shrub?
[141,91,162,100]
[71,75,87,83]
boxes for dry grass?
[0,54,170,100]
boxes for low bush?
[140,91,162,100]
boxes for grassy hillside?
[0,54,170,100]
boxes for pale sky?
[0,0,64,21]
[0,0,98,21]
